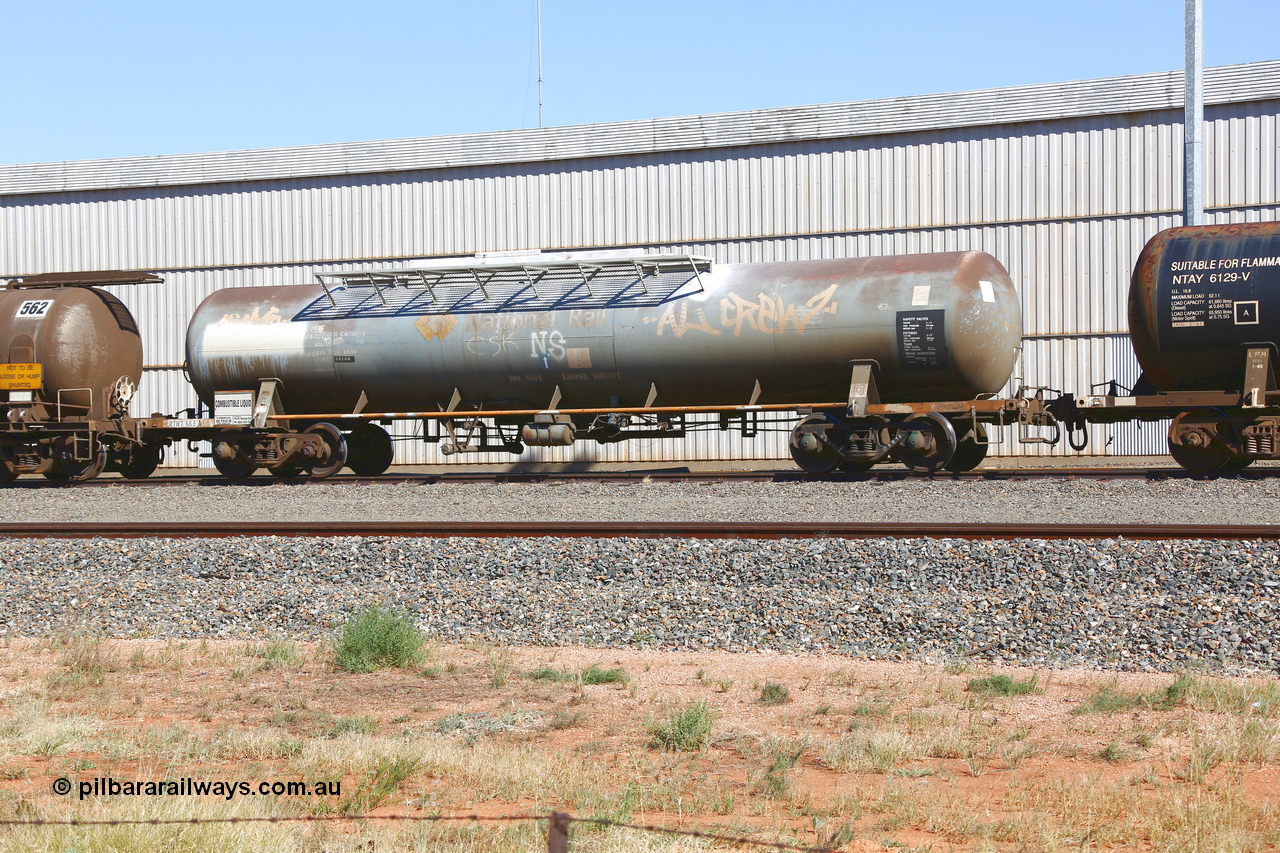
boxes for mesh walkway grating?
[296,255,713,320]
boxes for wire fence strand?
[0,811,840,851]
[577,815,838,852]
[0,813,538,828]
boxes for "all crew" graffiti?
[652,284,838,338]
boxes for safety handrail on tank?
[300,255,714,320]
[316,255,711,289]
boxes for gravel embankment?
[1,479,1277,673]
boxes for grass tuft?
[755,739,805,798]
[332,607,426,673]
[967,674,1038,697]
[822,730,913,774]
[527,664,627,685]
[550,710,585,730]
[758,681,791,706]
[248,638,303,670]
[339,753,422,814]
[487,646,514,688]
[580,665,628,685]
[1073,675,1193,715]
[648,701,715,751]
[325,715,379,739]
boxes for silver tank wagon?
[188,252,1019,409]
[185,251,1022,476]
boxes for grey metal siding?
[6,103,1276,275]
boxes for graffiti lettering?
[718,284,838,338]
[465,328,524,358]
[490,329,521,356]
[655,302,722,337]
[530,330,567,366]
[719,293,759,336]
[217,305,282,325]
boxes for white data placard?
[213,391,254,425]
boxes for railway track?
[6,465,1280,488]
[4,521,1279,540]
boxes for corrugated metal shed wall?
[1,74,1277,467]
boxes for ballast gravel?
[2,475,1280,524]
[0,529,1277,675]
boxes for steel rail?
[2,521,1278,541]
[7,466,1279,489]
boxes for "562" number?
[16,300,51,317]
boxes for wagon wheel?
[43,438,107,483]
[788,414,845,474]
[0,437,18,484]
[944,422,988,472]
[116,442,163,480]
[891,412,957,474]
[304,422,348,480]
[211,430,255,480]
[1222,455,1254,471]
[345,423,395,476]
[1167,408,1234,474]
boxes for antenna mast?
[537,0,544,128]
[1184,0,1204,226]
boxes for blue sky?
[2,0,1277,165]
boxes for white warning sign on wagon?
[213,390,254,425]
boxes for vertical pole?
[1184,0,1204,226]
[547,812,569,853]
[535,0,545,128]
